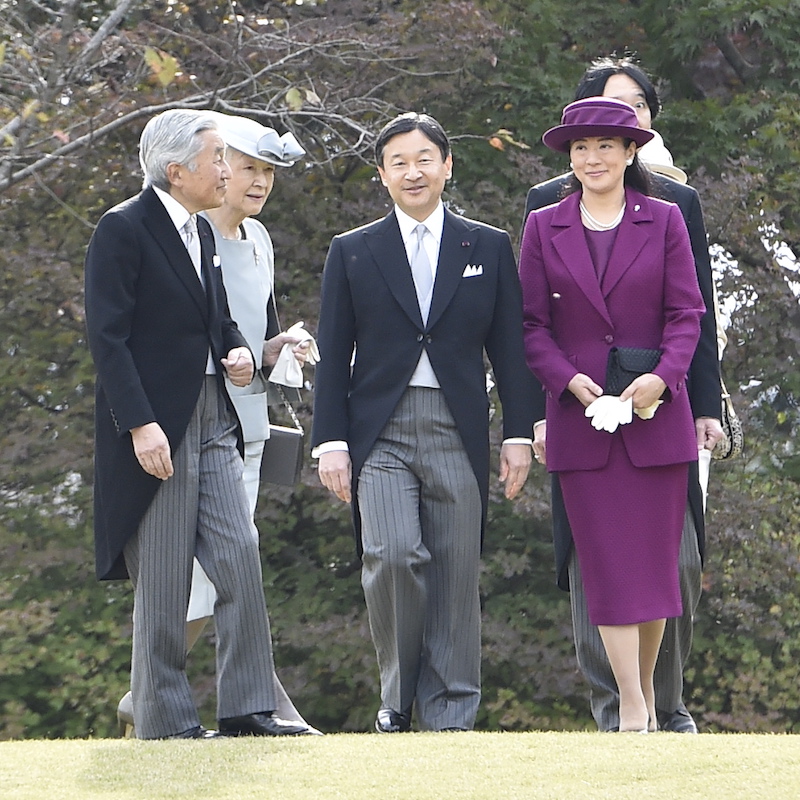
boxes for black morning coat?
[85,187,249,580]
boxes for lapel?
[551,193,612,326]
[140,188,208,320]
[427,209,478,330]
[365,212,424,328]
[600,188,651,297]
[363,209,481,331]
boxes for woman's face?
[223,148,276,220]
[569,136,637,197]
[602,73,652,130]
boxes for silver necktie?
[410,223,433,321]
[183,215,202,279]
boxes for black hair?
[374,112,450,167]
[574,56,661,122]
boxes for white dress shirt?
[153,187,215,374]
[395,202,443,389]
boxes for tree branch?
[715,33,758,84]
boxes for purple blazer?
[519,187,705,473]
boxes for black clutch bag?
[604,347,662,396]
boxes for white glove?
[634,400,663,420]
[585,395,636,433]
[585,395,623,433]
[268,321,320,388]
[618,396,633,426]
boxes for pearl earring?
[626,158,634,166]
[569,162,575,170]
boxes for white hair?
[139,109,219,190]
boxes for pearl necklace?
[580,200,625,231]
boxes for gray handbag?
[261,384,304,485]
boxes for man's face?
[377,128,452,222]
[602,73,652,130]
[169,129,231,213]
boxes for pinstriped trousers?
[123,377,277,739]
[358,387,483,731]
[568,504,701,731]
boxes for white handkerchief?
[462,264,483,278]
[268,321,320,388]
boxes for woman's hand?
[620,373,667,410]
[262,332,310,368]
[567,373,603,407]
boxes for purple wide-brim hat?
[542,97,654,153]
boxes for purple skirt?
[559,435,687,626]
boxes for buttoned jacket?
[311,208,537,550]
[519,188,704,474]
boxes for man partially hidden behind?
[312,112,535,732]
[85,109,310,739]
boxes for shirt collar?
[153,186,192,232]
[394,202,445,243]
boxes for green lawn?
[2,732,797,799]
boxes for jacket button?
[426,336,432,344]
[417,333,424,342]
[604,334,614,344]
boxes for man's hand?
[221,346,254,386]
[318,450,352,503]
[696,416,724,451]
[532,420,547,467]
[567,373,603,407]
[131,422,173,480]
[499,443,532,500]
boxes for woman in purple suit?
[519,97,705,733]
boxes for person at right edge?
[523,57,723,733]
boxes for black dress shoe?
[161,726,220,740]
[219,712,312,737]
[657,708,698,734]
[375,707,411,733]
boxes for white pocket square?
[462,264,483,278]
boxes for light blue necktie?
[410,223,433,322]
